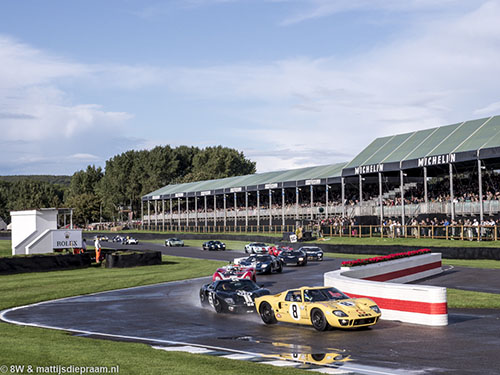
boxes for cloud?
[0,35,135,174]
[279,0,482,25]
[137,1,500,170]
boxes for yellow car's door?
[278,290,306,324]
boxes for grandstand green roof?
[143,162,346,199]
[344,115,500,170]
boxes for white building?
[10,208,81,256]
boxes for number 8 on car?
[255,286,381,331]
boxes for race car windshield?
[249,255,271,262]
[304,288,349,302]
[282,251,303,256]
[216,280,259,292]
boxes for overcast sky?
[1,0,500,175]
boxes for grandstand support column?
[162,199,165,232]
[424,167,428,213]
[478,159,484,222]
[154,200,158,230]
[204,195,208,227]
[213,194,216,227]
[257,190,260,228]
[169,198,173,228]
[295,185,299,219]
[341,177,345,217]
[245,191,248,228]
[223,194,227,228]
[141,200,143,231]
[310,185,314,220]
[147,200,150,230]
[269,189,272,226]
[400,170,405,226]
[186,197,189,227]
[378,172,383,225]
[177,198,181,228]
[359,174,363,208]
[325,184,329,218]
[234,192,237,228]
[195,196,198,229]
[281,188,285,226]
[449,163,455,221]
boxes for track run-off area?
[2,241,500,375]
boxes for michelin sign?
[52,230,82,249]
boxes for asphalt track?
[2,242,500,374]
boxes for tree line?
[0,145,256,226]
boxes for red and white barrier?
[324,253,448,326]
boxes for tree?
[181,146,256,182]
[65,193,101,226]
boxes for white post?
[282,187,285,226]
[325,184,329,218]
[478,159,483,223]
[400,170,405,226]
[269,189,272,227]
[310,185,314,220]
[162,199,165,232]
[449,163,455,221]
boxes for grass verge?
[448,288,500,308]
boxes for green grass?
[448,288,500,308]
[0,240,11,258]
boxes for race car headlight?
[370,305,381,314]
[333,310,348,317]
[224,298,235,305]
[298,257,304,261]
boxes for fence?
[140,223,500,241]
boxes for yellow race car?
[255,286,381,331]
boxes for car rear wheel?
[311,308,330,331]
[259,302,277,324]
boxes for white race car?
[244,242,270,254]
[124,237,139,245]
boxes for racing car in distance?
[236,254,283,274]
[212,263,256,282]
[298,246,324,261]
[244,242,270,254]
[278,249,308,266]
[165,237,184,247]
[123,236,139,245]
[202,240,226,251]
[199,278,270,313]
[255,286,381,331]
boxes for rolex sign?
[52,230,83,249]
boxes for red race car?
[212,263,257,282]
[268,245,293,257]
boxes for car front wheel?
[213,297,223,313]
[311,309,330,331]
[259,302,277,324]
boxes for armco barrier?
[324,253,447,326]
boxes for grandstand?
[142,115,500,232]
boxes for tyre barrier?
[104,250,162,268]
[0,253,92,275]
[324,253,448,326]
